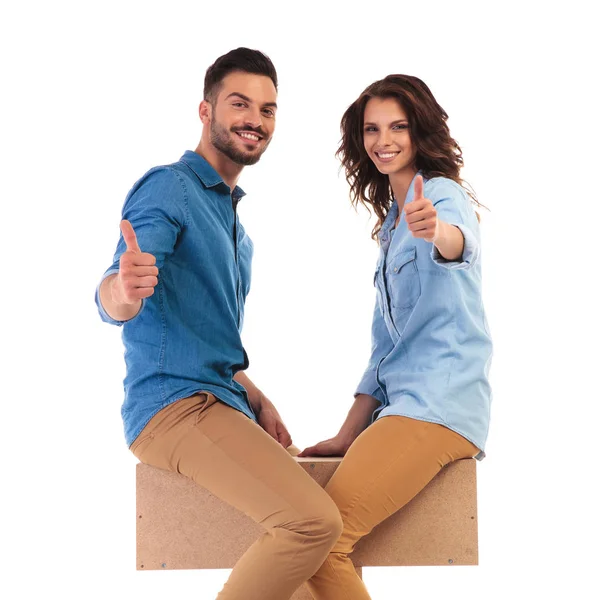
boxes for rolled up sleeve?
[428,179,481,270]
[95,167,187,325]
[356,369,386,404]
[355,298,394,404]
[431,222,480,269]
[94,269,135,326]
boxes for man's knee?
[296,498,343,545]
[326,505,344,543]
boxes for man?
[96,48,342,600]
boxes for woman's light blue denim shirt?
[95,151,257,446]
[356,174,493,458]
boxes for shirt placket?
[231,193,242,328]
[378,231,401,345]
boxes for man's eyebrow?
[225,92,278,109]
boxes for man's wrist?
[108,275,122,304]
[99,275,142,321]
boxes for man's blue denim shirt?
[95,151,257,446]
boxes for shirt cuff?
[431,223,479,270]
[95,270,145,326]
[355,370,386,404]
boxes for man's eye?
[262,109,275,117]
[233,102,247,108]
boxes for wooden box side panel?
[353,459,478,566]
[136,462,338,570]
[137,459,477,570]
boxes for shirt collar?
[180,150,246,201]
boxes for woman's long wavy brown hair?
[337,74,483,240]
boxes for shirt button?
[394,267,398,272]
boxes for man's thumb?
[120,220,141,253]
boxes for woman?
[298,75,493,599]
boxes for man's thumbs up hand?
[111,220,159,305]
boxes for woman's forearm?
[337,394,381,448]
[434,220,464,261]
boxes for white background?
[1,1,599,598]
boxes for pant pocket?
[130,429,156,462]
[192,392,220,427]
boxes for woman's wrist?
[433,221,464,261]
[336,431,356,452]
[336,394,380,448]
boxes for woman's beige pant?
[306,415,480,599]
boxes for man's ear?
[199,100,211,125]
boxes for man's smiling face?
[208,71,277,166]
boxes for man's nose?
[244,106,263,129]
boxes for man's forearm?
[233,371,265,413]
[337,394,380,448]
[99,274,142,322]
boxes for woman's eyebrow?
[364,119,409,126]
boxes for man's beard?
[210,119,270,166]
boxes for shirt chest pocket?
[385,246,421,331]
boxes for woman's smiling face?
[363,97,417,177]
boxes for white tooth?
[240,132,259,140]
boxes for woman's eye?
[393,124,409,130]
[364,127,376,132]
